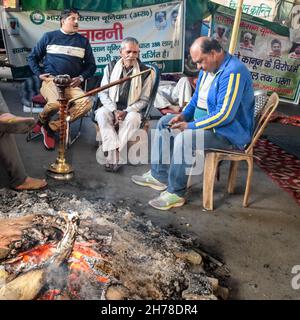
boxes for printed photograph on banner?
[288,43,300,59]
[170,9,179,27]
[155,11,167,30]
[239,31,256,55]
[212,24,229,47]
[268,38,282,58]
[7,17,19,35]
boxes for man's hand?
[70,77,82,88]
[113,110,127,125]
[39,73,51,81]
[170,121,188,131]
[168,114,185,126]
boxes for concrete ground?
[0,80,300,300]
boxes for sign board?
[2,1,185,77]
[212,12,300,104]
[211,0,278,21]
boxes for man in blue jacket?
[28,8,96,150]
[132,36,255,210]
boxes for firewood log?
[0,269,45,300]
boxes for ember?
[0,189,229,300]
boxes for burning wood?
[0,211,78,300]
[0,189,230,300]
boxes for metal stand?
[47,75,74,180]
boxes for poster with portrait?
[2,0,185,78]
[212,12,300,104]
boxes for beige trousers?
[39,78,92,131]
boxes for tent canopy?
[21,0,216,26]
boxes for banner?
[211,0,278,22]
[212,12,300,104]
[2,1,185,77]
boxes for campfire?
[0,189,229,300]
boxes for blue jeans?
[150,114,233,197]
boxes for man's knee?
[125,112,141,127]
[157,114,175,129]
[43,102,60,114]
[94,107,112,124]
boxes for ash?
[0,188,216,300]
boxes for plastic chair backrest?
[246,92,279,154]
[140,63,160,128]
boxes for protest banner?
[212,12,300,104]
[1,0,185,77]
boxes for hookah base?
[46,170,74,180]
[47,161,74,180]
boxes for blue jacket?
[182,53,255,149]
[28,30,96,80]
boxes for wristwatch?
[78,75,84,83]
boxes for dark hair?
[271,39,281,47]
[289,42,300,53]
[200,38,223,53]
[60,8,80,21]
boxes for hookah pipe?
[66,68,151,108]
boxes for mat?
[254,139,300,205]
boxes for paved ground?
[1,80,300,300]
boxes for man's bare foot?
[14,177,47,191]
[0,113,35,134]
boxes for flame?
[39,289,62,300]
[5,243,57,274]
[21,243,56,263]
[5,241,111,299]
[69,243,111,284]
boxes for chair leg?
[243,158,253,207]
[203,153,219,211]
[68,117,83,148]
[227,161,239,194]
[187,163,194,189]
[27,102,41,142]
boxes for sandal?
[104,163,113,172]
[104,163,122,173]
[13,177,47,191]
[111,164,122,172]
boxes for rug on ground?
[254,139,300,205]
